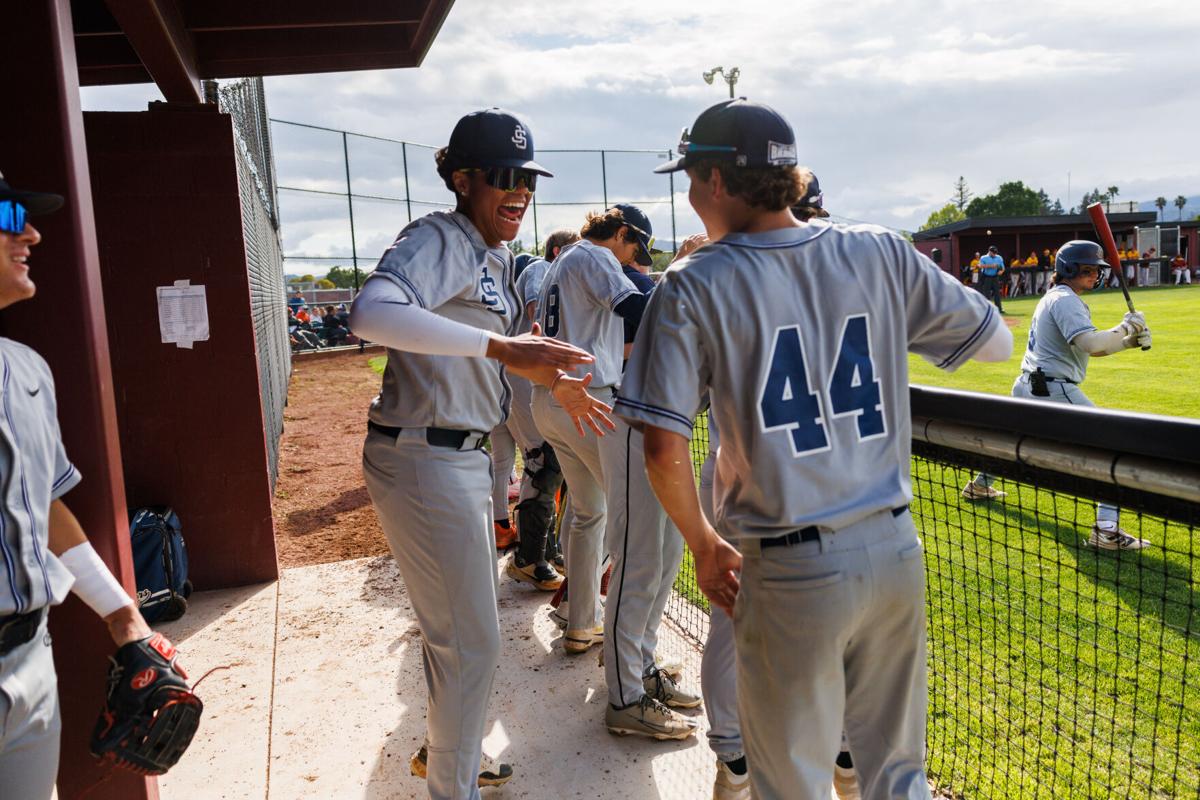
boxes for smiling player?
[349,108,613,800]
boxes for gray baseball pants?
[699,451,743,761]
[363,427,500,800]
[974,375,1119,527]
[735,508,931,800]
[532,386,612,633]
[489,422,516,521]
[601,421,685,707]
[0,614,60,800]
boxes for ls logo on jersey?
[480,265,508,316]
[758,314,887,457]
[512,125,528,150]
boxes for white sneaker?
[1087,526,1150,550]
[713,759,751,800]
[961,480,1006,501]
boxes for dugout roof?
[914,211,1157,241]
[71,0,455,99]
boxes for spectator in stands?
[1009,254,1023,297]
[978,245,1005,311]
[335,303,350,326]
[321,304,348,345]
[1037,248,1053,294]
[288,288,305,314]
[1172,254,1191,285]
[1139,248,1155,287]
[296,305,311,324]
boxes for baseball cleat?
[548,604,568,629]
[1087,526,1150,550]
[644,666,702,709]
[564,625,604,654]
[409,743,514,787]
[833,762,861,800]
[506,558,564,591]
[493,521,518,551]
[605,694,698,740]
[960,481,1006,501]
[713,758,751,800]
[551,553,566,575]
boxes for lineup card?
[157,279,210,348]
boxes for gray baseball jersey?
[0,338,80,616]
[1019,285,1094,383]
[516,258,550,315]
[536,239,639,389]
[364,210,521,432]
[616,221,1000,538]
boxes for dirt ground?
[273,348,390,568]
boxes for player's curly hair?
[435,146,479,194]
[686,158,808,211]
[580,208,642,244]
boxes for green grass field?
[908,285,1200,418]
[674,286,1200,797]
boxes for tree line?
[921,177,1194,232]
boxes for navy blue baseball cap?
[792,172,829,218]
[655,98,797,174]
[0,170,64,215]
[447,108,553,176]
[613,203,655,266]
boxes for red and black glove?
[90,632,204,775]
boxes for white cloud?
[79,0,1200,253]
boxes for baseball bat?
[1086,201,1150,350]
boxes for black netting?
[663,426,1199,798]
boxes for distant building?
[913,211,1157,273]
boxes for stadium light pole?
[703,66,740,98]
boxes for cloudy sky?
[82,0,1200,270]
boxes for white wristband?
[60,542,134,618]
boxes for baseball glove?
[90,632,204,775]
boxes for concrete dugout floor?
[156,555,716,799]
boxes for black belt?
[1023,371,1076,384]
[368,420,489,451]
[761,507,908,549]
[0,608,45,656]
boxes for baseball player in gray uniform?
[348,109,612,800]
[501,229,580,587]
[961,240,1152,550]
[531,207,650,659]
[0,174,161,798]
[617,99,1013,800]
[595,205,703,741]
[692,174,862,800]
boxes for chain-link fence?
[269,119,688,280]
[210,77,290,487]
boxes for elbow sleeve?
[349,277,491,357]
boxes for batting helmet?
[1054,240,1109,278]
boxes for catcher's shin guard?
[515,444,562,566]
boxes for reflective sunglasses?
[623,222,655,251]
[0,201,27,235]
[677,128,737,158]
[464,167,539,193]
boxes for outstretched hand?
[488,322,594,372]
[552,372,616,437]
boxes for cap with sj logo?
[447,108,553,177]
[655,98,797,174]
